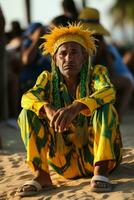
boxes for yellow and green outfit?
[18,64,122,179]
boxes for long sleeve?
[21,70,51,117]
[75,65,116,116]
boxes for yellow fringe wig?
[40,23,96,55]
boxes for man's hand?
[40,104,57,122]
[50,102,87,132]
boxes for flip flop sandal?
[15,180,56,197]
[90,175,112,193]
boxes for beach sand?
[0,111,134,200]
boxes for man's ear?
[53,54,57,65]
[83,51,89,64]
[81,46,89,64]
[53,54,56,62]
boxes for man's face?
[54,42,87,79]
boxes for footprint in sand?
[8,157,20,168]
[17,174,33,180]
[0,166,5,177]
[102,194,110,199]
[0,192,7,200]
[17,156,24,162]
[44,197,51,200]
[16,171,29,175]
[0,177,14,183]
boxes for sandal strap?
[22,180,42,191]
[91,175,110,184]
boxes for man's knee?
[18,109,35,125]
[93,104,118,127]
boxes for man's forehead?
[58,42,82,51]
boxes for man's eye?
[59,52,66,56]
[71,52,76,54]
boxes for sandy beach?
[0,111,134,200]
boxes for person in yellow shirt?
[16,23,122,196]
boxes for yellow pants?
[18,104,122,179]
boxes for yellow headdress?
[40,23,96,55]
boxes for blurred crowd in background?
[0,0,134,130]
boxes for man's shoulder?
[35,70,52,86]
[92,64,107,74]
[39,70,51,79]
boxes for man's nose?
[66,53,73,61]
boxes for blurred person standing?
[61,0,79,21]
[78,7,134,119]
[123,48,134,108]
[20,22,51,94]
[6,21,24,118]
[0,6,7,148]
[123,48,134,77]
[50,14,74,29]
[6,20,23,51]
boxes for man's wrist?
[39,103,49,116]
[72,101,88,113]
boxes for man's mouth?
[64,64,75,69]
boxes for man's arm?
[50,101,88,132]
[50,65,115,132]
[21,71,52,117]
[74,65,116,116]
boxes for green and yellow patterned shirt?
[21,64,116,117]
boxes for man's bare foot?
[94,161,109,176]
[34,168,52,186]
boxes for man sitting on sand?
[16,23,122,196]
